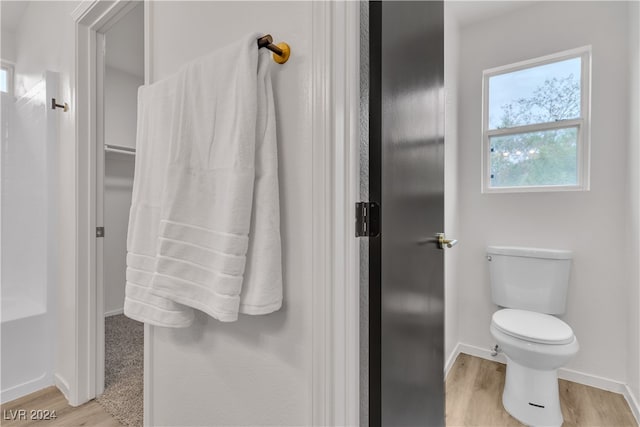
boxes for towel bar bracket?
[257,34,290,64]
[51,98,69,112]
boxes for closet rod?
[105,144,136,155]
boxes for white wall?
[13,0,79,401]
[102,66,140,316]
[444,4,460,370]
[104,3,143,78]
[1,29,16,63]
[102,4,142,317]
[627,0,640,412]
[104,66,141,150]
[102,67,139,317]
[147,2,314,425]
[103,152,134,316]
[456,1,631,384]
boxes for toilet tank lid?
[487,246,572,260]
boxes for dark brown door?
[369,2,445,426]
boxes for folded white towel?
[124,80,195,327]
[124,33,282,326]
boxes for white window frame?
[481,46,592,194]
[1,61,14,95]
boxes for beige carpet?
[96,314,144,427]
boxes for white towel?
[124,34,282,326]
[124,79,194,327]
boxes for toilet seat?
[492,309,574,345]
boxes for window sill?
[482,184,589,194]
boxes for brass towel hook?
[257,35,290,64]
[51,98,68,112]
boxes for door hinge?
[355,202,380,237]
[96,227,105,238]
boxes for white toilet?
[487,246,579,427]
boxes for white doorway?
[94,3,144,425]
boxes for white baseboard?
[104,307,124,317]
[444,343,457,378]
[450,342,640,425]
[451,342,507,372]
[623,384,640,425]
[444,342,503,380]
[0,373,51,404]
[54,373,71,404]
[559,366,627,393]
[444,342,464,378]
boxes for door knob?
[437,233,458,249]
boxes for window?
[482,47,591,193]
[0,62,14,95]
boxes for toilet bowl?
[487,247,578,427]
[490,309,579,427]
[491,309,579,370]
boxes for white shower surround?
[1,71,57,404]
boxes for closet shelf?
[105,144,136,155]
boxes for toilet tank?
[487,246,572,315]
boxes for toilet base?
[502,357,563,427]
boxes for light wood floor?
[2,358,638,427]
[1,387,120,427]
[447,353,638,427]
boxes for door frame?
[72,0,142,406]
[310,2,361,425]
[72,1,361,425]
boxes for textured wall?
[148,2,314,425]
